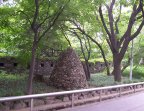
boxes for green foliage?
[0,71,62,97]
[0,70,143,97]
[0,71,27,97]
[90,73,144,87]
[123,66,144,79]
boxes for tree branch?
[70,20,111,75]
[108,0,115,37]
[120,1,142,46]
[38,0,70,42]
[99,6,111,38]
[130,20,144,40]
[18,10,32,25]
[31,0,39,32]
[140,0,144,19]
[115,5,122,35]
[60,26,72,47]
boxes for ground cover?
[0,68,144,97]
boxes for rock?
[0,103,10,111]
[91,91,97,97]
[45,96,56,100]
[33,99,45,106]
[45,100,55,104]
[78,96,84,100]
[74,95,79,100]
[73,93,81,100]
[13,101,26,110]
[53,99,62,103]
[49,47,88,90]
[63,96,70,102]
[3,101,13,109]
[80,92,88,99]
[86,92,93,98]
[137,85,141,88]
[45,96,56,104]
[105,90,111,95]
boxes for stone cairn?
[49,47,88,90]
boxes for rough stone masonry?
[49,47,88,90]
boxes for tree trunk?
[27,35,38,95]
[112,54,122,82]
[85,60,90,80]
[88,37,110,76]
[102,53,110,76]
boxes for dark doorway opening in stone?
[41,63,44,67]
[0,63,4,67]
[51,63,53,67]
[14,63,18,67]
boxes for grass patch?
[89,73,144,87]
[0,70,144,97]
[0,72,27,97]
[0,71,62,97]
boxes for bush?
[0,72,62,97]
[0,72,27,97]
[89,72,144,87]
[123,66,144,79]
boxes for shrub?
[123,66,144,79]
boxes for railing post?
[134,85,136,93]
[30,98,34,111]
[71,93,74,107]
[119,87,121,97]
[99,90,102,102]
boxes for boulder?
[49,47,88,90]
[62,96,70,102]
[13,101,26,110]
[33,99,45,106]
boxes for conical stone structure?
[49,47,88,90]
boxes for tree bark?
[27,34,38,95]
[82,60,90,80]
[112,54,122,82]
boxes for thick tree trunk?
[112,54,122,82]
[113,62,121,82]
